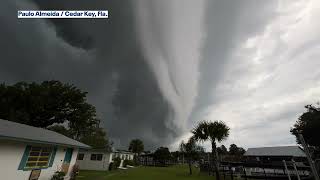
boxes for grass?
[77,165,214,180]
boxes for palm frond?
[212,120,230,142]
[191,120,209,142]
[192,120,230,143]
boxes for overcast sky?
[1,0,320,151]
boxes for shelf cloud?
[1,0,320,150]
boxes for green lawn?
[77,165,214,180]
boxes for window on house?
[91,154,96,160]
[77,153,84,160]
[25,147,53,169]
[90,154,103,161]
[97,154,103,161]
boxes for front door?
[62,148,73,173]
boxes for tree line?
[0,81,111,150]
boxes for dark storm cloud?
[2,0,318,151]
[0,0,176,149]
[189,0,277,126]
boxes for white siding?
[77,151,111,171]
[113,152,134,160]
[0,140,31,180]
[0,140,79,180]
[77,151,135,171]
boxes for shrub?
[51,171,65,180]
[110,157,121,170]
[108,162,114,170]
[133,155,140,166]
[70,164,79,180]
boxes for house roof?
[79,148,111,153]
[244,146,306,157]
[114,149,134,154]
[0,119,90,149]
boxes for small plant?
[51,171,65,180]
[111,157,121,170]
[70,164,79,180]
[133,155,140,165]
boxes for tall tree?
[217,145,228,156]
[47,125,71,137]
[291,104,320,148]
[80,127,112,150]
[192,120,230,180]
[229,144,238,155]
[171,151,181,162]
[229,144,246,156]
[180,137,204,175]
[291,104,320,158]
[153,147,171,165]
[129,139,144,164]
[0,81,100,141]
[128,139,144,155]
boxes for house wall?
[77,151,111,171]
[77,151,135,171]
[0,140,79,180]
[113,152,134,160]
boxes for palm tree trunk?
[212,141,220,180]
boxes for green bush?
[51,171,65,180]
[133,155,140,166]
[110,157,121,170]
[123,159,135,167]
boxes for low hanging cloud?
[1,0,320,150]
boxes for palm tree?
[128,139,144,164]
[192,120,230,180]
[129,139,144,154]
[180,137,199,175]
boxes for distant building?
[77,149,112,171]
[245,146,307,162]
[244,146,309,176]
[113,150,134,161]
[0,119,90,180]
[139,153,154,166]
[77,149,134,171]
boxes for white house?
[77,149,134,171]
[113,150,135,161]
[77,149,112,171]
[0,119,90,180]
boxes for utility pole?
[299,134,320,180]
